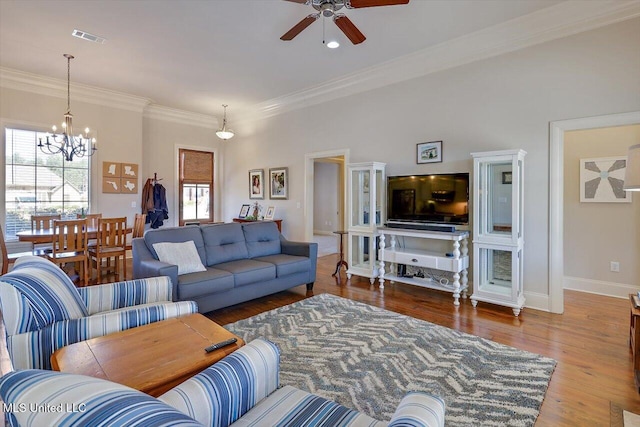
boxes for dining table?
[17,226,133,244]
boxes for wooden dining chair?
[1,225,41,275]
[30,213,61,253]
[78,213,102,247]
[46,219,89,286]
[89,217,127,284]
[126,213,146,252]
[31,214,61,231]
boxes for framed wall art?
[269,167,288,199]
[102,161,138,194]
[238,204,251,218]
[579,156,631,203]
[249,169,264,199]
[417,141,443,164]
[502,171,513,184]
[264,206,276,220]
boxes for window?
[4,128,91,239]
[179,149,213,225]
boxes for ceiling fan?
[280,0,410,45]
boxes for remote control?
[205,338,238,353]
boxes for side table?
[332,230,348,277]
[232,218,282,232]
[630,294,640,392]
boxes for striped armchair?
[0,339,446,427]
[0,255,197,370]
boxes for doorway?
[549,111,640,314]
[304,149,350,257]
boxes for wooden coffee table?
[51,313,244,397]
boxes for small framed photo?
[417,141,443,164]
[249,169,264,199]
[264,206,276,220]
[502,171,512,184]
[238,204,251,219]
[269,167,288,199]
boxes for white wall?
[224,18,640,305]
[313,161,339,234]
[563,125,640,295]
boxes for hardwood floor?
[1,253,638,425]
[209,254,640,426]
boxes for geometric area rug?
[224,293,557,426]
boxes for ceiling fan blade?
[346,0,409,8]
[280,14,319,41]
[334,15,366,45]
[282,0,309,4]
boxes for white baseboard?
[523,291,550,312]
[564,276,639,299]
[313,230,336,236]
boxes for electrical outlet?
[131,201,136,208]
[610,261,620,272]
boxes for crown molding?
[246,0,640,121]
[0,67,151,113]
[143,105,218,129]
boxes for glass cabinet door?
[477,246,514,300]
[351,169,371,227]
[478,160,513,237]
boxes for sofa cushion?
[0,256,88,333]
[153,240,207,275]
[144,226,207,266]
[253,254,311,277]
[0,369,201,427]
[241,222,281,258]
[178,267,235,299]
[201,223,249,266]
[215,259,276,287]
[231,385,385,427]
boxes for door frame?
[304,149,350,242]
[549,110,640,314]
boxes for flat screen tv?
[387,173,469,227]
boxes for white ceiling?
[0,0,637,121]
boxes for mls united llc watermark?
[2,402,86,413]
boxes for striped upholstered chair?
[0,255,197,370]
[0,339,446,427]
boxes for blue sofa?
[132,221,318,313]
[0,339,446,427]
[0,256,197,370]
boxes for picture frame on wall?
[579,156,631,203]
[269,167,288,199]
[249,169,264,199]
[264,206,276,220]
[238,204,251,218]
[502,171,513,184]
[417,141,443,164]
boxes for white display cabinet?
[346,162,385,283]
[470,149,526,316]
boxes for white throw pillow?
[152,240,207,275]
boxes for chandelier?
[38,54,97,161]
[215,104,235,140]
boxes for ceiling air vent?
[72,29,107,44]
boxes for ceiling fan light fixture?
[327,40,340,48]
[216,104,235,140]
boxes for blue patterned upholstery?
[0,255,198,370]
[0,256,88,332]
[0,338,446,427]
[388,392,446,427]
[0,370,201,427]
[159,338,280,427]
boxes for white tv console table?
[377,227,469,306]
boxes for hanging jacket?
[149,184,169,229]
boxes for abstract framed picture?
[580,156,631,203]
[417,141,443,164]
[249,169,264,199]
[269,167,288,199]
